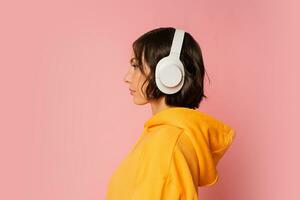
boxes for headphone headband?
[170,29,185,57]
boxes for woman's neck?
[150,97,178,115]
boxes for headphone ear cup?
[155,55,185,94]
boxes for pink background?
[0,0,298,199]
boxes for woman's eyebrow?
[129,58,136,64]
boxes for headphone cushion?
[155,56,185,94]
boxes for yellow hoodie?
[106,107,235,200]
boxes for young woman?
[106,27,236,200]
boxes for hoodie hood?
[143,107,236,186]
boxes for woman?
[106,27,236,200]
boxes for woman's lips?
[129,89,135,94]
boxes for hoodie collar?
[144,106,208,129]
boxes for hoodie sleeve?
[130,132,199,200]
[130,177,181,200]
[166,132,200,200]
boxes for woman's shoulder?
[143,125,184,148]
[140,125,184,158]
[134,125,185,181]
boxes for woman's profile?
[106,27,236,200]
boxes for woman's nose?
[123,70,131,83]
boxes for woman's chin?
[133,97,148,105]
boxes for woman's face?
[123,50,150,105]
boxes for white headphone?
[155,29,185,94]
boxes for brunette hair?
[131,27,210,109]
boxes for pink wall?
[0,0,298,199]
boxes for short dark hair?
[132,27,210,109]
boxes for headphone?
[155,28,185,94]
